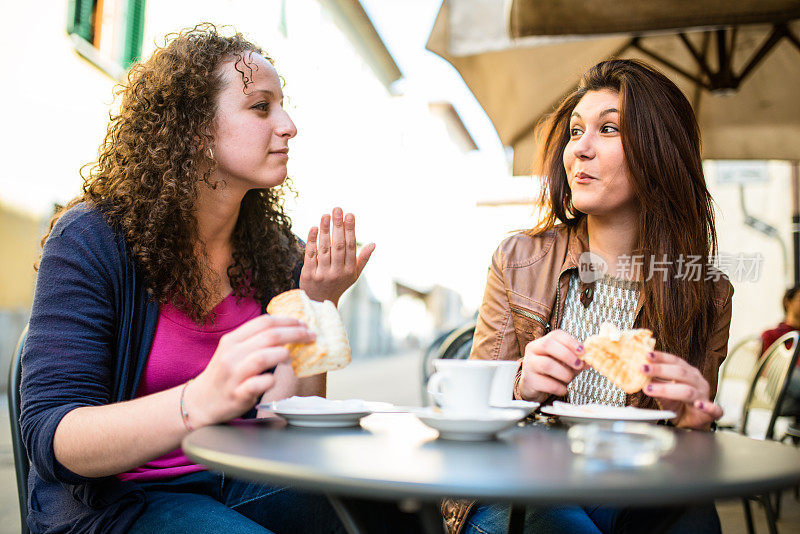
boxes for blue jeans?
[127,470,345,534]
[464,503,721,534]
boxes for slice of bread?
[580,323,655,394]
[266,289,351,377]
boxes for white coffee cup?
[427,360,497,414]
[486,360,520,406]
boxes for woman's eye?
[569,127,583,137]
[252,102,269,112]
[601,124,619,133]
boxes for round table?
[183,413,800,503]
[183,413,800,532]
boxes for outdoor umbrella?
[426,0,800,175]
[427,0,800,281]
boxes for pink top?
[117,292,262,482]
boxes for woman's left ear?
[194,134,215,162]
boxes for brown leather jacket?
[441,219,734,534]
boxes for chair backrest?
[420,321,476,405]
[740,330,800,440]
[714,335,761,427]
[7,326,29,534]
[436,323,476,361]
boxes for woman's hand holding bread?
[267,289,351,377]
[183,315,316,428]
[519,330,588,402]
[641,350,723,429]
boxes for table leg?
[327,495,370,534]
[758,494,779,534]
[418,502,447,534]
[508,505,525,534]
[326,496,446,534]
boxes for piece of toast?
[580,323,655,394]
[266,289,351,377]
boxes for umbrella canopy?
[427,0,800,175]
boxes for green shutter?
[122,0,146,69]
[67,0,95,42]
[279,0,288,37]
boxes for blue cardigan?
[20,204,299,533]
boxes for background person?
[20,24,374,534]
[760,284,800,419]
[444,59,732,534]
[760,284,800,354]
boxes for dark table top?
[182,413,800,505]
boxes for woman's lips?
[574,172,595,184]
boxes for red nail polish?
[646,384,653,393]
[642,364,650,373]
[697,401,704,410]
[648,352,655,361]
[574,358,582,367]
[576,344,584,354]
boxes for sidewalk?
[1,352,798,533]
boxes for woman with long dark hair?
[20,24,374,533]
[444,59,732,534]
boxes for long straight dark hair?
[532,59,718,368]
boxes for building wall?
[0,1,120,216]
[706,161,798,349]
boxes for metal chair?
[740,331,800,440]
[738,330,800,534]
[715,335,761,429]
[783,422,800,445]
[7,326,29,534]
[421,322,476,406]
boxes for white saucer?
[260,397,373,428]
[490,400,540,413]
[271,410,372,428]
[540,402,675,424]
[413,408,527,441]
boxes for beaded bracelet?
[180,379,194,432]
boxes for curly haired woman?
[20,24,375,533]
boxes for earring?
[207,147,215,160]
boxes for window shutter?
[122,0,146,69]
[68,0,95,42]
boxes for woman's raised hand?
[642,351,723,430]
[184,315,316,428]
[519,330,588,402]
[300,207,375,305]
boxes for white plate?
[271,410,372,428]
[540,402,675,424]
[413,407,527,441]
[260,397,373,428]
[490,400,540,412]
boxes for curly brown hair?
[41,23,302,323]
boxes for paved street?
[1,352,798,533]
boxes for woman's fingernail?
[574,358,582,367]
[697,401,704,410]
[642,364,650,373]
[576,344,584,354]
[646,384,653,393]
[648,352,655,361]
